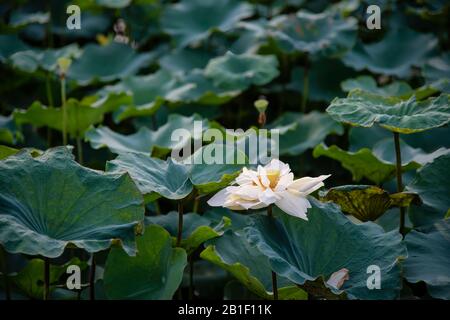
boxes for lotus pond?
[0,0,449,302]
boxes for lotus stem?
[393,132,406,236]
[176,202,184,247]
[43,257,50,300]
[76,136,83,165]
[1,247,11,300]
[89,253,96,300]
[61,77,68,146]
[267,205,278,299]
[46,73,54,107]
[189,255,194,300]
[301,59,310,113]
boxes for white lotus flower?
[207,159,330,220]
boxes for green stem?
[76,136,83,165]
[267,205,278,300]
[46,73,54,106]
[393,132,406,236]
[154,200,161,216]
[1,247,11,300]
[61,77,67,146]
[176,202,184,247]
[43,257,50,300]
[301,64,309,113]
[89,253,96,300]
[188,256,194,300]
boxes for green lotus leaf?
[168,70,240,105]
[424,53,450,83]
[95,0,132,8]
[268,111,344,156]
[423,53,450,94]
[103,224,187,300]
[201,230,307,300]
[341,76,413,97]
[161,0,253,47]
[371,138,450,167]
[67,43,153,85]
[0,35,30,61]
[204,52,279,91]
[406,153,450,224]
[287,59,356,102]
[203,208,250,232]
[186,144,247,194]
[404,219,450,299]
[326,90,450,134]
[146,211,231,255]
[320,185,421,221]
[342,27,438,77]
[86,114,207,156]
[268,10,357,57]
[0,115,22,145]
[11,257,87,300]
[100,70,178,122]
[245,199,406,299]
[8,44,81,73]
[349,125,450,154]
[14,93,130,138]
[0,146,41,160]
[159,47,215,75]
[106,154,193,202]
[0,147,144,258]
[0,145,19,160]
[313,143,419,185]
[9,11,50,28]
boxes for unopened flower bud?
[57,57,71,78]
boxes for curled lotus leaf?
[320,185,421,221]
[326,90,450,134]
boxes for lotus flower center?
[265,169,280,189]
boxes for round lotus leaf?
[67,43,153,85]
[103,224,187,300]
[0,115,22,145]
[201,229,307,300]
[101,70,178,122]
[204,52,279,91]
[268,10,357,58]
[0,147,144,258]
[313,143,420,185]
[167,70,240,105]
[342,26,438,77]
[85,114,208,157]
[406,153,450,224]
[320,185,421,221]
[13,93,130,138]
[268,111,343,156]
[326,90,450,134]
[404,219,450,299]
[146,211,230,255]
[288,59,356,102]
[349,125,450,154]
[245,199,406,299]
[161,0,253,47]
[106,154,193,203]
[7,44,81,74]
[341,76,413,98]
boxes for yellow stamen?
[265,169,280,189]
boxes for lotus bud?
[254,96,269,127]
[57,57,71,78]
